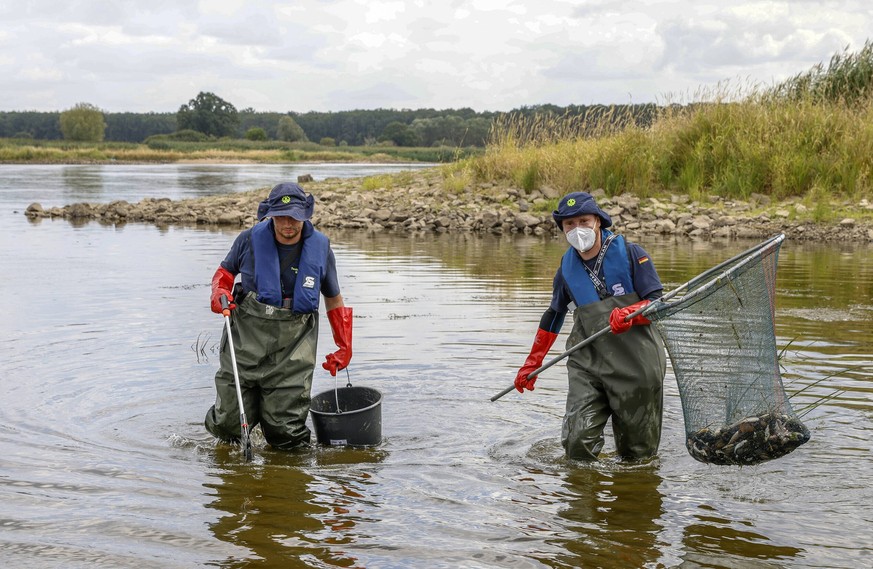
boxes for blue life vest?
[251,219,329,313]
[561,232,634,307]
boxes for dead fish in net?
[686,411,810,465]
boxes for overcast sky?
[2,1,871,114]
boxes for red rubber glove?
[514,328,558,393]
[609,299,652,334]
[323,306,353,376]
[210,266,236,314]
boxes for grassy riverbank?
[0,137,479,164]
[441,42,873,225]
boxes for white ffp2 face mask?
[566,227,596,253]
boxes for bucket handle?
[334,367,354,414]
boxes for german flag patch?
[638,256,650,264]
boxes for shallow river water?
[1,164,871,568]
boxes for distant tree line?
[0,91,660,147]
[0,110,176,142]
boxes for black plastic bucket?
[310,385,382,446]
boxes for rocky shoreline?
[23,167,873,242]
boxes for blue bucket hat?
[552,191,612,229]
[261,182,314,221]
[256,199,269,221]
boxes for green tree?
[176,91,239,138]
[0,111,62,139]
[104,112,175,142]
[276,115,307,142]
[463,117,491,146]
[379,121,421,146]
[245,127,267,141]
[59,103,106,142]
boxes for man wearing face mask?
[514,191,666,461]
[204,182,353,450]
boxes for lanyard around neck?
[582,233,616,299]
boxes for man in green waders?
[205,182,353,449]
[514,192,666,461]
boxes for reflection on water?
[0,167,871,567]
[551,467,665,568]
[177,167,243,196]
[0,163,436,209]
[62,165,105,195]
[205,444,397,568]
[680,503,802,568]
[206,449,387,568]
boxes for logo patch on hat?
[567,198,576,206]
[281,196,291,204]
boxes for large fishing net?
[645,234,810,465]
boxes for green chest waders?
[561,293,667,461]
[205,292,319,449]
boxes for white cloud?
[364,1,406,23]
[1,0,872,112]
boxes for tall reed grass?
[470,41,873,205]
